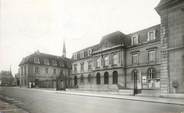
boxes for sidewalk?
[26,87,184,106]
[0,98,29,113]
[59,91,184,105]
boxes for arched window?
[74,76,77,86]
[88,74,91,83]
[104,72,109,84]
[80,74,84,83]
[147,68,156,80]
[96,73,101,84]
[113,71,118,84]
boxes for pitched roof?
[19,51,72,68]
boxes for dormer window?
[147,30,156,41]
[34,57,40,64]
[87,49,92,56]
[44,59,49,65]
[131,34,139,45]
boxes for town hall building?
[71,0,184,96]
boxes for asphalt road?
[0,87,183,113]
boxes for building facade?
[71,0,184,95]
[19,51,72,89]
[155,0,184,95]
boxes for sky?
[0,0,161,75]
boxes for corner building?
[19,51,72,89]
[71,0,184,95]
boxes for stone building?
[71,0,184,95]
[19,43,72,89]
[155,0,184,95]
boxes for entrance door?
[133,70,138,95]
[74,76,78,87]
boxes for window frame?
[96,57,101,68]
[44,59,50,65]
[73,64,77,73]
[80,62,84,72]
[131,34,139,45]
[45,68,49,74]
[112,54,119,65]
[148,50,156,63]
[147,30,156,41]
[34,57,40,64]
[104,56,109,66]
[53,68,56,75]
[88,61,92,70]
[132,53,139,65]
[35,66,39,73]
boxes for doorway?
[132,70,138,95]
[74,76,78,87]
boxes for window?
[80,62,84,72]
[148,50,156,62]
[52,60,57,66]
[35,67,39,73]
[104,72,109,84]
[96,73,101,84]
[88,61,92,70]
[132,54,138,64]
[147,68,156,80]
[73,53,77,60]
[80,75,84,83]
[74,64,77,72]
[96,57,101,68]
[87,49,92,56]
[34,57,40,64]
[131,34,139,45]
[147,68,160,89]
[44,59,49,65]
[147,30,156,41]
[104,56,109,66]
[80,51,84,58]
[45,68,49,74]
[113,71,118,84]
[112,54,119,65]
[53,69,56,74]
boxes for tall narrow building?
[62,40,66,58]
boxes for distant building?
[71,0,184,95]
[0,70,14,86]
[19,49,72,89]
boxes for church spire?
[62,40,66,58]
